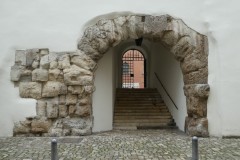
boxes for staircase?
[113,88,176,130]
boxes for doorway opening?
[121,49,146,88]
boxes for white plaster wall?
[150,43,187,131]
[0,0,240,136]
[92,50,113,132]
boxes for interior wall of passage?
[150,42,187,131]
[92,49,114,132]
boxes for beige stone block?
[49,61,58,69]
[84,85,95,94]
[32,60,39,69]
[36,100,47,117]
[19,82,42,99]
[13,120,31,135]
[15,50,26,66]
[63,65,93,85]
[58,54,70,69]
[68,86,83,95]
[48,69,61,81]
[26,49,39,67]
[31,117,51,133]
[69,105,76,116]
[59,105,68,118]
[75,105,91,117]
[42,81,67,97]
[59,95,66,105]
[79,97,91,105]
[71,50,97,71]
[32,68,48,82]
[66,94,78,105]
[46,101,58,118]
[10,65,25,82]
[39,48,49,56]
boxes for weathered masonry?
[11,14,210,137]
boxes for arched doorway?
[122,49,146,88]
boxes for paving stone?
[0,130,240,159]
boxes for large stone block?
[39,48,49,56]
[71,51,97,71]
[79,96,92,105]
[126,15,144,39]
[19,82,42,99]
[62,117,92,130]
[46,101,58,118]
[66,94,78,105]
[36,100,47,117]
[185,117,209,137]
[69,105,76,116]
[63,65,93,85]
[181,48,207,74]
[184,84,210,98]
[143,15,168,40]
[75,105,91,117]
[32,68,48,82]
[31,117,51,133]
[48,69,61,81]
[68,86,83,95]
[42,81,67,97]
[13,120,31,135]
[15,50,26,66]
[71,128,91,136]
[10,65,26,81]
[59,105,68,118]
[58,54,70,69]
[26,49,40,67]
[186,96,207,117]
[170,36,195,61]
[84,85,95,94]
[59,95,66,105]
[183,67,208,84]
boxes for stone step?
[114,115,172,119]
[114,112,171,116]
[115,106,168,110]
[114,119,172,123]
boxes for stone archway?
[11,14,210,137]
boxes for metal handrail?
[154,72,178,110]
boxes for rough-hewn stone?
[69,105,76,116]
[183,67,208,84]
[170,36,195,61]
[186,96,207,117]
[71,51,97,71]
[184,84,210,98]
[59,105,68,118]
[63,65,93,85]
[42,81,67,97]
[13,120,31,135]
[32,68,48,82]
[15,50,26,66]
[19,82,42,99]
[48,69,61,81]
[10,65,26,81]
[49,61,58,69]
[68,85,83,95]
[75,105,91,117]
[185,117,209,137]
[26,49,39,67]
[39,48,49,56]
[58,54,70,69]
[59,95,66,105]
[36,100,47,117]
[66,94,78,105]
[31,117,51,133]
[46,101,58,118]
[143,15,168,40]
[62,117,92,130]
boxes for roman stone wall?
[11,14,210,137]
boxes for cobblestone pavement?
[0,129,240,160]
